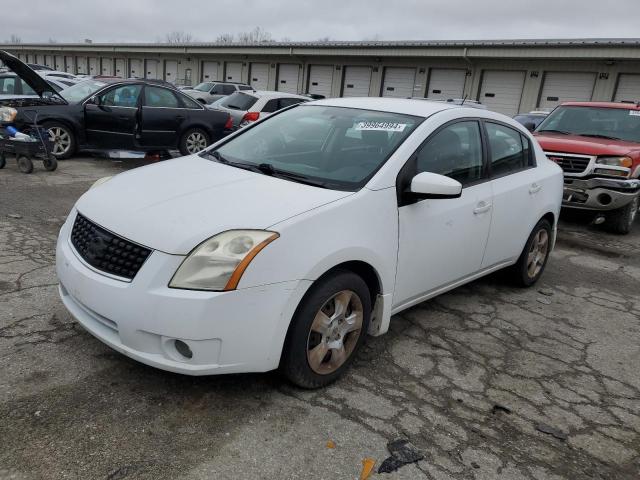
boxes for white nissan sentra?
[56,98,562,388]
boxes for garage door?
[201,61,218,82]
[342,66,372,97]
[115,59,126,77]
[101,58,113,76]
[145,60,159,79]
[225,62,242,82]
[249,63,269,90]
[54,55,64,71]
[382,67,416,98]
[129,59,143,78]
[479,70,525,116]
[64,56,74,73]
[614,74,640,103]
[538,72,596,109]
[308,65,334,98]
[88,57,99,75]
[427,69,467,100]
[76,57,87,74]
[277,64,300,93]
[44,55,53,68]
[164,60,178,83]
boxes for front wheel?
[43,122,76,159]
[509,218,552,287]
[179,128,210,156]
[43,156,58,172]
[604,195,639,235]
[281,270,371,389]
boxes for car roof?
[308,97,460,117]
[561,101,640,110]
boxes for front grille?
[71,214,152,280]
[546,154,591,174]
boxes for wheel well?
[317,261,382,304]
[541,212,555,227]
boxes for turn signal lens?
[594,168,629,177]
[596,156,633,168]
[224,114,234,130]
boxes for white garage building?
[4,38,640,114]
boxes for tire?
[17,155,33,174]
[604,195,639,235]
[0,152,5,169]
[281,270,372,389]
[43,156,58,172]
[42,122,76,159]
[179,128,211,156]
[509,218,552,287]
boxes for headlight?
[0,107,17,123]
[596,156,633,168]
[169,230,279,291]
[90,176,113,189]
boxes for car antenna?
[461,95,468,106]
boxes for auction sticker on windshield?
[354,121,407,132]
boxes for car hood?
[534,132,640,156]
[75,156,354,255]
[0,50,67,103]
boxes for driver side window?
[415,121,484,186]
[99,85,142,108]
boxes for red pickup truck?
[534,102,640,234]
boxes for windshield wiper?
[537,129,570,135]
[256,163,329,189]
[202,150,262,173]
[578,133,622,141]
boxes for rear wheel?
[509,218,552,287]
[179,128,210,156]
[43,122,76,159]
[604,195,639,235]
[281,270,371,389]
[17,155,33,174]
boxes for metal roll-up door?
[129,59,143,78]
[249,63,269,90]
[277,64,300,93]
[64,56,74,73]
[54,55,64,71]
[44,55,53,68]
[308,65,334,98]
[225,62,242,82]
[115,59,126,77]
[88,57,99,75]
[614,74,640,103]
[201,61,218,81]
[76,56,87,74]
[164,60,178,83]
[145,59,159,79]
[101,58,113,76]
[382,67,416,98]
[538,72,596,109]
[342,66,372,97]
[427,69,467,100]
[478,70,526,116]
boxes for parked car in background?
[27,63,54,71]
[182,81,252,104]
[0,51,232,158]
[514,111,549,131]
[56,98,562,388]
[535,102,640,233]
[38,70,79,81]
[0,71,37,96]
[211,90,309,128]
[44,76,83,93]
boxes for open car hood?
[0,50,67,104]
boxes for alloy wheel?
[185,132,207,154]
[306,290,364,375]
[48,127,71,156]
[527,229,549,278]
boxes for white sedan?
[56,98,563,388]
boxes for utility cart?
[0,111,57,174]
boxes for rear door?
[479,70,525,116]
[84,84,142,149]
[139,85,183,147]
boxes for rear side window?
[219,92,258,111]
[238,85,253,91]
[0,77,16,94]
[143,86,179,108]
[279,97,305,108]
[486,123,532,176]
[415,121,484,186]
[179,93,203,109]
[222,84,236,95]
[261,99,279,113]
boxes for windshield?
[537,106,640,143]
[219,92,258,111]
[206,105,422,190]
[59,80,107,102]
[192,82,214,92]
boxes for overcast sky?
[5,0,640,43]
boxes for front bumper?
[56,213,310,375]
[562,177,640,211]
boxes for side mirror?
[522,121,536,132]
[408,172,462,200]
[88,95,101,106]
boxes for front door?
[139,85,182,148]
[394,120,493,309]
[84,84,141,149]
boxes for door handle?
[473,202,492,215]
[529,183,542,195]
[176,115,185,120]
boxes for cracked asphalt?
[1,157,639,480]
